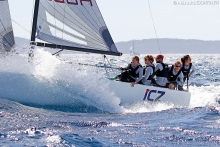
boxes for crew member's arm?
[178,72,184,86]
[118,64,130,70]
[166,66,172,82]
[131,67,143,87]
[136,67,143,83]
[154,64,160,74]
[143,68,151,81]
[154,63,163,75]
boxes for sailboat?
[0,0,190,107]
[0,0,15,53]
[130,41,139,56]
[29,0,190,107]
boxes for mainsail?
[0,0,15,52]
[31,0,122,56]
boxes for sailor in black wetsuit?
[141,55,155,85]
[118,56,143,87]
[154,55,170,87]
[167,61,184,90]
[181,55,196,82]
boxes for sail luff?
[0,20,14,47]
[93,0,114,49]
[0,0,15,52]
[6,0,15,47]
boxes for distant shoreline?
[15,37,220,54]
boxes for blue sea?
[0,49,220,146]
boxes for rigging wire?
[103,55,109,76]
[147,0,161,54]
[11,19,31,34]
[103,55,117,78]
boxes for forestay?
[0,0,15,52]
[31,0,121,56]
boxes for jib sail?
[0,0,15,52]
[31,0,122,56]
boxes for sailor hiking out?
[117,56,143,87]
[181,55,196,83]
[167,61,184,90]
[153,55,170,87]
[141,55,155,85]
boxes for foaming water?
[124,101,174,113]
[189,85,220,108]
[0,49,124,113]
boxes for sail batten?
[31,0,121,56]
[0,0,15,52]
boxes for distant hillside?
[115,39,220,54]
[14,37,220,54]
[15,37,29,47]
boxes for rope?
[147,0,161,54]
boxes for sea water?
[0,48,220,146]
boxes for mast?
[31,0,40,42]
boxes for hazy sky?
[8,0,220,42]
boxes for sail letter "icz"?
[49,0,93,6]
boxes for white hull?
[108,80,191,107]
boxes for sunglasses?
[175,65,181,68]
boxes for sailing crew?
[141,55,155,85]
[181,55,196,82]
[167,61,184,90]
[154,55,170,87]
[118,56,143,87]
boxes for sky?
[8,0,220,42]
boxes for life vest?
[167,65,181,82]
[181,63,192,77]
[156,63,169,78]
[143,64,155,80]
[127,63,142,77]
